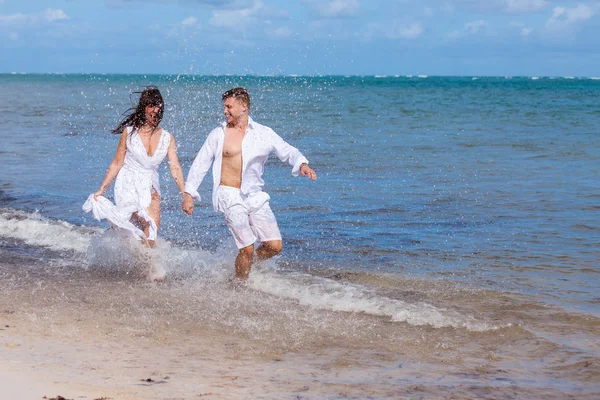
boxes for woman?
[83,86,185,279]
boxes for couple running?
[83,86,316,281]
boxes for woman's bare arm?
[94,129,128,200]
[167,135,185,195]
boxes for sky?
[1,0,599,76]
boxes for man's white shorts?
[217,185,282,249]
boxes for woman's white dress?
[83,126,171,241]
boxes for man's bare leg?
[256,240,282,261]
[234,241,281,280]
[235,245,255,280]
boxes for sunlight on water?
[0,75,599,398]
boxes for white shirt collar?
[221,116,255,130]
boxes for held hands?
[93,187,106,200]
[300,163,317,181]
[182,193,195,215]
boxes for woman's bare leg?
[129,192,163,280]
[130,191,161,247]
[145,190,161,248]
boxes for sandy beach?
[2,0,600,395]
[2,311,589,400]
[0,307,444,400]
[2,259,599,400]
[1,189,599,400]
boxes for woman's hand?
[182,193,194,215]
[93,187,106,201]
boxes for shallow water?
[1,209,599,397]
[0,74,599,397]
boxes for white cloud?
[510,21,533,36]
[44,9,69,22]
[365,20,423,41]
[108,0,254,7]
[304,0,359,18]
[505,0,547,14]
[389,22,423,39]
[545,4,595,31]
[465,20,487,33]
[0,8,69,26]
[272,26,292,38]
[318,0,359,18]
[448,19,488,39]
[521,27,533,36]
[181,16,197,26]
[0,13,28,24]
[441,2,454,13]
[208,0,287,31]
[209,0,262,30]
[434,0,547,15]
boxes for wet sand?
[0,311,442,399]
[1,234,599,399]
[2,302,598,400]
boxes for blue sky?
[1,0,599,76]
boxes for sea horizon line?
[1,72,599,79]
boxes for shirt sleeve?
[184,129,218,201]
[269,129,309,177]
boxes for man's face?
[223,97,247,125]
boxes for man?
[182,87,317,280]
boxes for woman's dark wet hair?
[112,86,164,134]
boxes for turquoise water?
[2,74,598,311]
[1,74,599,397]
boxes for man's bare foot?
[228,276,247,288]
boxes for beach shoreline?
[0,234,598,400]
[2,301,597,400]
[1,307,401,400]
[0,309,421,400]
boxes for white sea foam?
[418,75,428,78]
[531,76,539,80]
[0,210,184,276]
[85,230,232,280]
[0,209,95,253]
[248,264,499,332]
[0,208,234,279]
[0,210,502,331]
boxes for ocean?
[1,74,599,398]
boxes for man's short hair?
[222,87,250,108]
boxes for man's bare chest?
[223,129,244,158]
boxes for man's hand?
[182,193,195,215]
[300,163,317,181]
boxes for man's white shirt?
[184,117,309,211]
